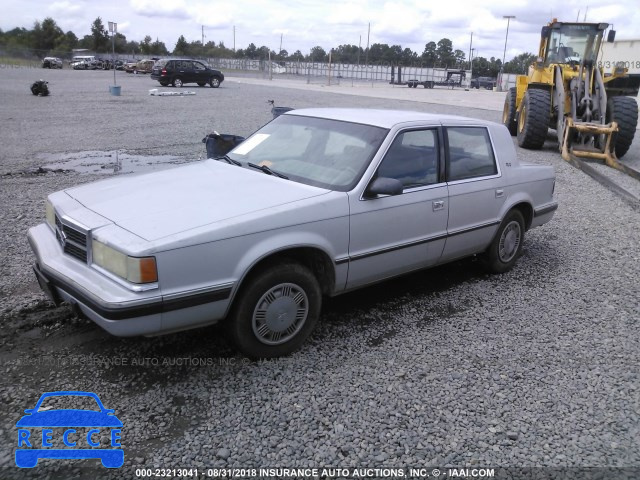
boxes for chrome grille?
[54,214,89,263]
[62,225,87,247]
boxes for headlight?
[92,240,158,284]
[45,199,55,229]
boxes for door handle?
[432,200,445,211]
[495,189,504,198]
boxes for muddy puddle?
[38,150,192,174]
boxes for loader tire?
[517,89,550,149]
[502,87,518,136]
[607,96,638,158]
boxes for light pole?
[499,15,515,91]
[108,21,117,86]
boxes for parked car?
[28,109,557,358]
[70,55,100,70]
[150,58,224,87]
[470,76,497,89]
[125,59,155,74]
[42,57,63,69]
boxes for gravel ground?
[1,66,639,480]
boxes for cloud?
[130,0,190,19]
[48,0,83,17]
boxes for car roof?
[284,108,494,129]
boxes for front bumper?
[28,224,233,337]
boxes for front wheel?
[517,89,550,149]
[502,87,518,136]
[210,77,221,88]
[228,262,321,359]
[607,96,638,158]
[483,210,525,274]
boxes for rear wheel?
[502,87,518,136]
[607,96,638,158]
[517,89,551,149]
[159,81,169,87]
[173,77,184,88]
[227,262,321,359]
[484,210,525,273]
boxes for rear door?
[441,126,505,261]
[347,127,449,289]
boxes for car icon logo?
[15,391,123,468]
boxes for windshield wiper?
[216,155,241,166]
[248,162,289,179]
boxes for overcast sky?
[3,1,639,61]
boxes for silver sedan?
[28,109,557,358]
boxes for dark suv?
[151,59,224,88]
[470,76,496,89]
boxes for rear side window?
[446,127,497,181]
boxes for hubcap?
[498,221,521,263]
[252,283,308,345]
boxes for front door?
[347,128,449,289]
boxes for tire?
[209,77,221,88]
[502,87,518,136]
[159,81,169,87]
[484,210,525,274]
[228,262,321,359]
[173,77,183,88]
[197,82,206,87]
[607,96,638,158]
[517,89,551,149]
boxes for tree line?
[0,16,534,74]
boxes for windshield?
[546,24,602,65]
[227,114,388,191]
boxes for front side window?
[446,127,497,181]
[376,129,439,189]
[194,61,206,71]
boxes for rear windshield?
[155,59,169,68]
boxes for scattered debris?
[149,88,196,96]
[30,80,49,96]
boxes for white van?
[70,55,97,70]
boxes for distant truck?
[470,76,497,89]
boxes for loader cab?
[542,22,608,66]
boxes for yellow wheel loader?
[502,20,639,169]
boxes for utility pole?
[499,15,516,92]
[365,22,370,65]
[468,32,473,71]
[233,26,236,52]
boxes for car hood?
[64,160,330,241]
[16,410,123,427]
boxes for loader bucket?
[561,118,618,165]
[561,119,640,181]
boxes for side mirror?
[365,177,404,197]
[607,30,616,43]
[541,26,550,38]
